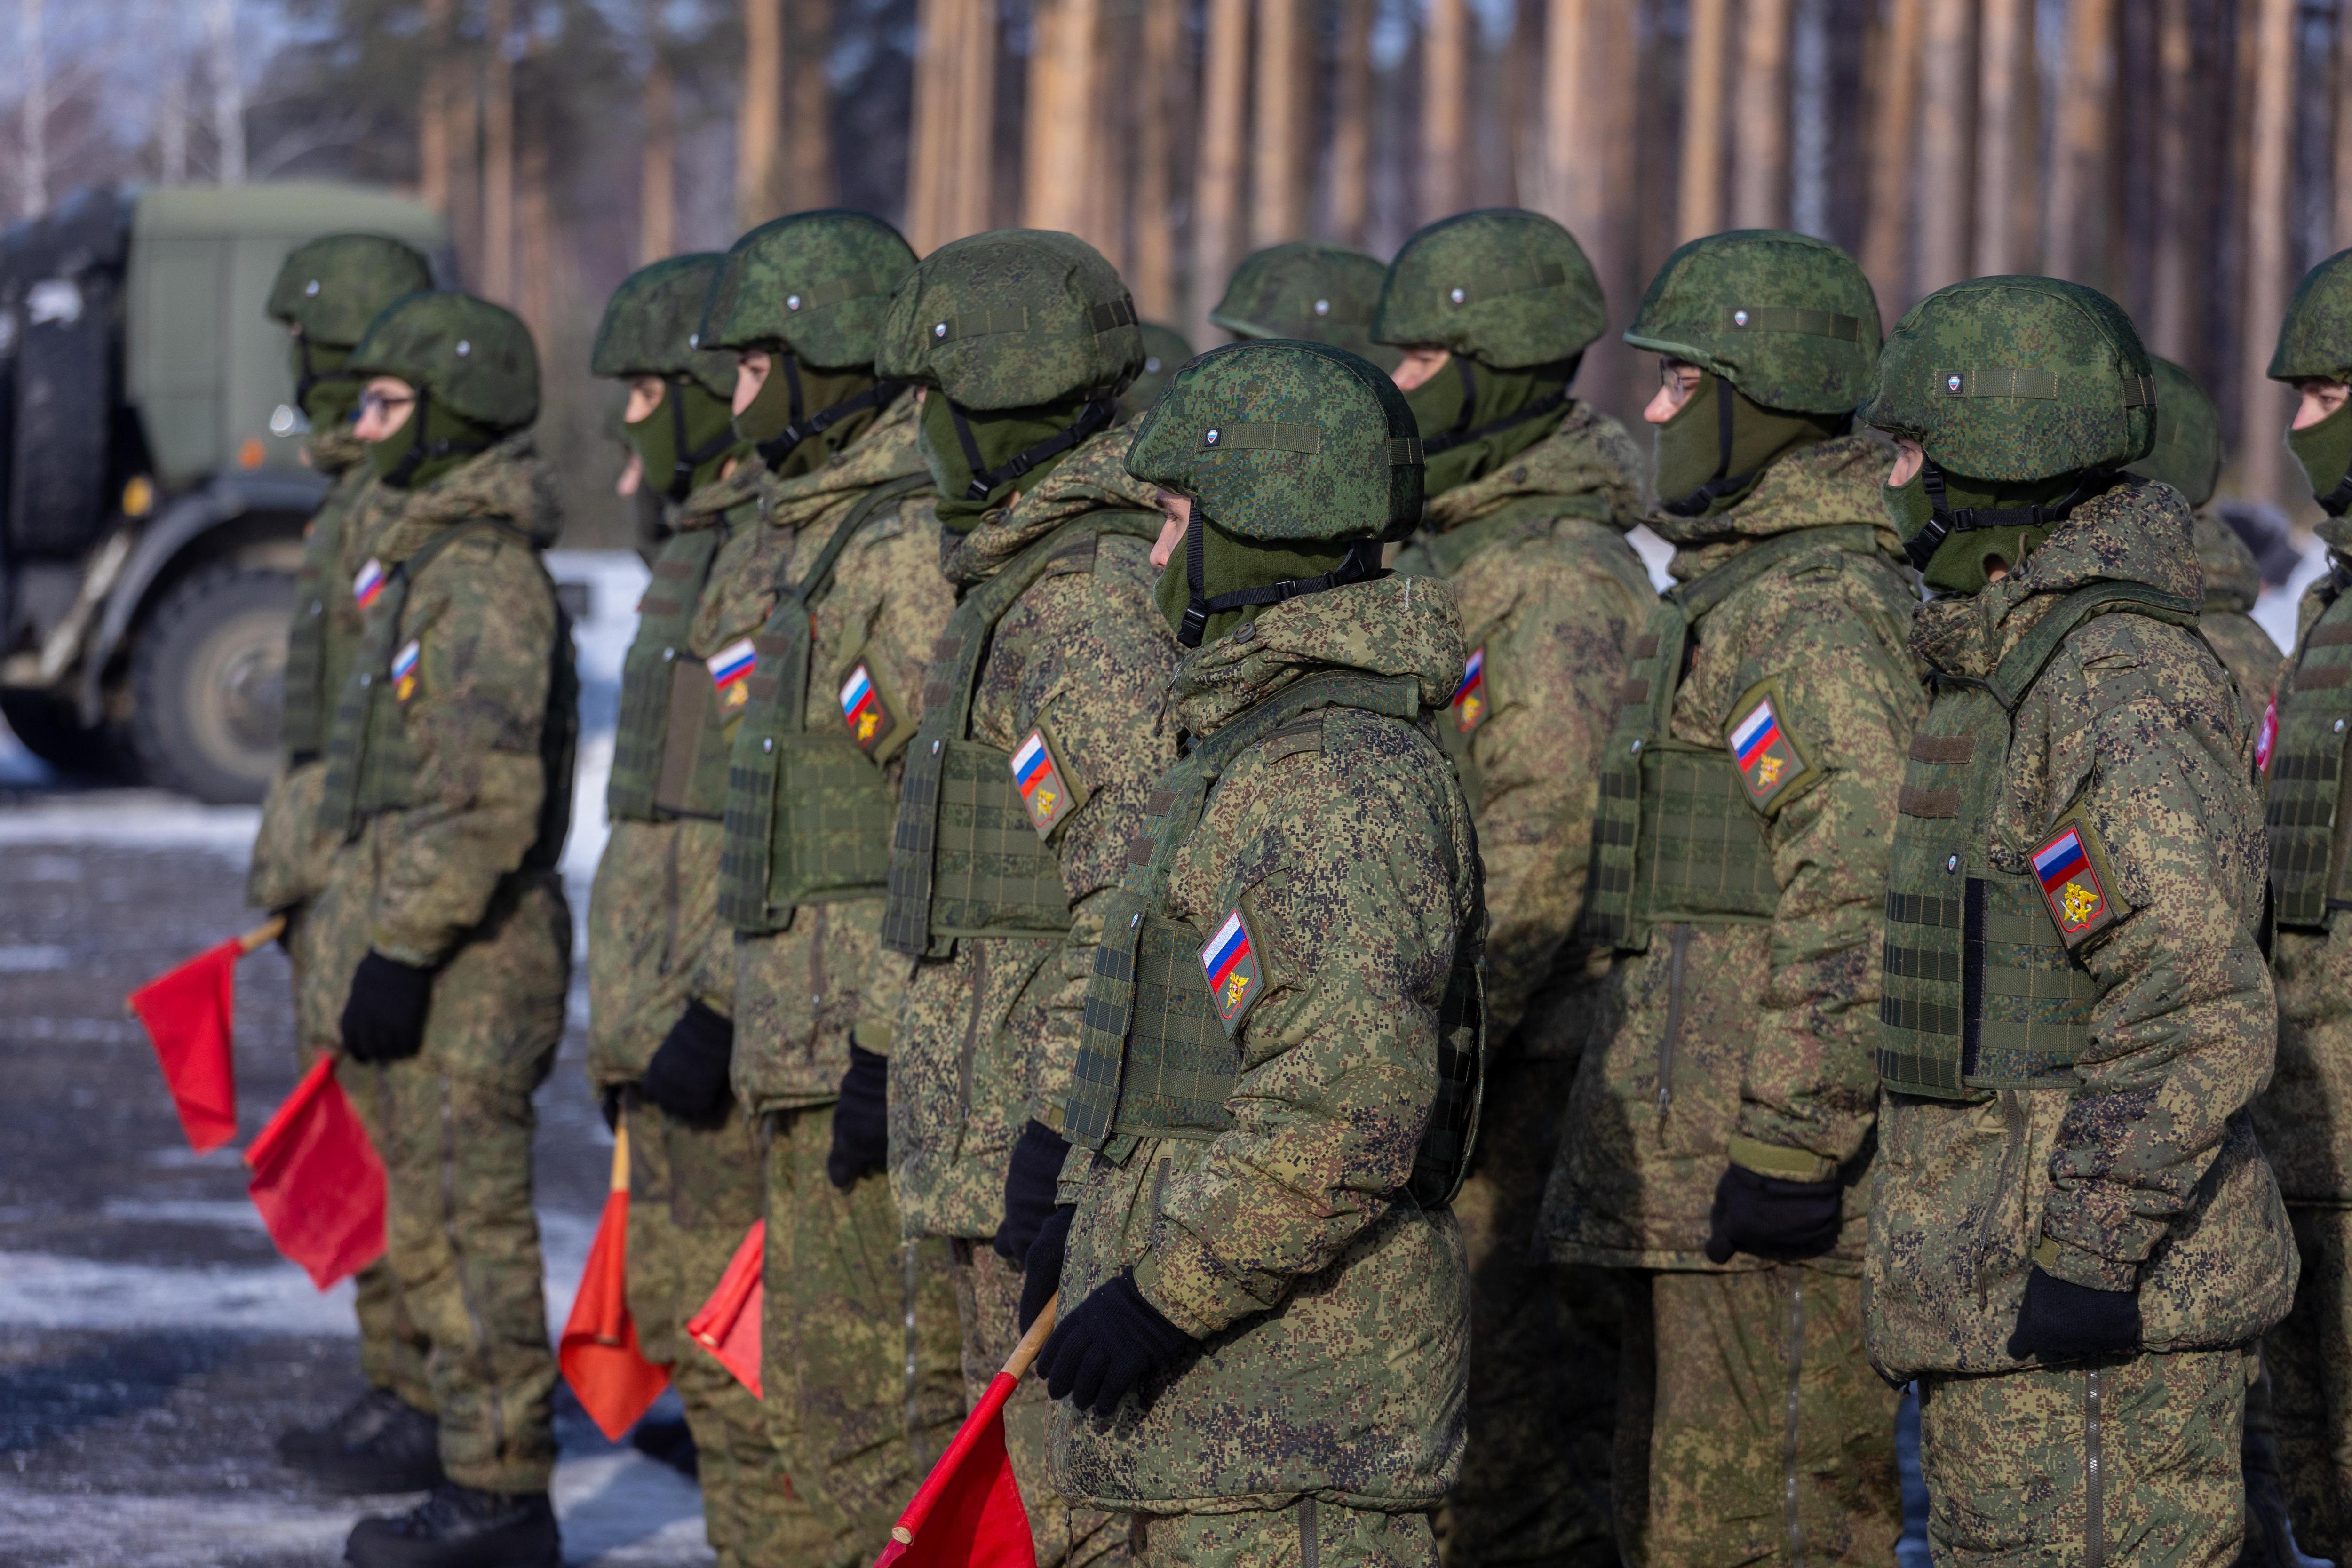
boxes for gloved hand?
[1020,1205,1073,1334]
[993,1119,1073,1261]
[341,951,437,1064]
[1037,1270,1196,1417]
[644,1001,735,1124]
[2008,1266,2141,1361]
[826,1043,890,1190]
[1701,1163,1842,1264]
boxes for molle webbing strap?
[607,525,727,822]
[715,472,930,933]
[1983,581,2199,711]
[1721,306,1863,341]
[1933,367,2156,407]
[1199,422,1322,455]
[2269,593,2352,928]
[928,298,1138,345]
[1439,259,1565,307]
[787,272,897,312]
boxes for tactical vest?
[1060,669,1485,1206]
[881,510,1160,958]
[318,519,579,869]
[717,475,930,934]
[606,515,741,823]
[280,476,369,766]
[1583,525,1880,951]
[1876,583,2199,1099]
[2269,562,2352,930]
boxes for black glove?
[1020,1205,1073,1334]
[2008,1266,2141,1361]
[826,1043,890,1190]
[993,1119,1073,1261]
[1037,1270,1196,1418]
[643,1001,735,1124]
[340,951,437,1064]
[1701,1163,1843,1264]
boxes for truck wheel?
[129,563,292,804]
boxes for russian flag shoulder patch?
[838,661,898,756]
[1724,677,1814,813]
[1009,727,1075,839]
[1199,906,1264,1037]
[2030,813,2128,948]
[352,557,387,612]
[706,637,758,709]
[391,639,421,703]
[1452,646,1488,735]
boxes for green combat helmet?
[1371,208,1605,494]
[2128,356,2223,511]
[1212,241,1398,371]
[347,290,539,488]
[1624,229,1881,516]
[266,232,434,429]
[1861,275,2156,589]
[699,208,919,470]
[591,254,745,502]
[1126,339,1423,646]
[2271,248,2352,514]
[878,229,1144,525]
[1120,321,1195,419]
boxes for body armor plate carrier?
[2268,558,2352,931]
[607,520,734,824]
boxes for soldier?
[1036,340,1483,1568]
[1864,276,2295,1566]
[1208,240,1398,370]
[2259,246,2352,1563]
[685,209,965,1564]
[874,229,1178,1567]
[582,252,801,1568]
[2125,355,2282,723]
[249,232,440,1493]
[1538,230,1915,1566]
[302,290,576,1568]
[1122,322,1195,420]
[1369,208,1648,1568]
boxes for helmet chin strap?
[1176,510,1383,649]
[946,395,1118,503]
[2315,471,2352,517]
[663,375,739,502]
[1899,458,2118,572]
[381,387,491,489]
[1660,372,1763,517]
[1416,353,1572,458]
[753,351,907,471]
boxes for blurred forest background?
[10,0,2352,543]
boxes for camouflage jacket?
[680,396,954,1114]
[1867,479,2294,1375]
[585,462,763,1090]
[1049,571,1480,1513]
[1540,436,1921,1272]
[1390,403,1650,1051]
[2192,508,2282,725]
[2260,517,2352,1204]
[248,438,377,914]
[889,423,1179,1240]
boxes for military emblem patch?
[1200,908,1263,1037]
[707,638,757,711]
[838,662,896,754]
[1010,728,1072,838]
[1726,683,1812,812]
[1452,646,1487,734]
[391,639,421,704]
[2031,822,2120,947]
[352,557,387,611]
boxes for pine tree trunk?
[1973,0,2027,276]
[2336,0,2352,251]
[640,44,675,265]
[1131,0,1180,318]
[790,0,835,209]
[737,0,785,227]
[2242,0,2296,503]
[1192,0,1250,340]
[2148,0,2195,357]
[906,0,952,252]
[1677,0,1729,242]
[418,0,452,216]
[1422,0,1468,225]
[1915,0,1973,294]
[482,0,516,302]
[1861,0,1923,304]
[1541,0,1591,234]
[952,0,996,241]
[2045,0,2114,285]
[1253,0,1304,246]
[1022,0,1099,237]
[1730,0,1791,230]
[1329,0,1373,245]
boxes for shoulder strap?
[1983,581,2200,712]
[396,516,529,585]
[1189,669,1422,777]
[778,471,930,604]
[1414,493,1616,578]
[1670,523,1881,623]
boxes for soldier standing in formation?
[1206,239,1397,369]
[1373,208,1647,1568]
[250,232,441,1495]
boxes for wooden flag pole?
[239,915,288,954]
[1001,1292,1058,1382]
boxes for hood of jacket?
[757,385,929,533]
[367,430,562,565]
[309,426,368,477]
[1420,399,1641,536]
[940,420,1161,590]
[1167,570,1467,741]
[1649,432,1901,581]
[1909,473,2201,680]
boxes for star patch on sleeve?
[2030,814,2129,949]
[706,637,758,711]
[1009,728,1074,839]
[1725,677,1815,814]
[838,661,897,755]
[391,639,421,704]
[1452,646,1488,734]
[1200,907,1264,1037]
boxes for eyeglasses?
[1657,358,1705,395]
[358,389,417,419]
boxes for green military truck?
[0,182,450,803]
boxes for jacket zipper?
[1657,923,1693,1120]
[1975,1090,2028,1312]
[1784,1268,1807,1567]
[2084,1366,2105,1568]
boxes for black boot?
[344,1482,561,1568]
[277,1389,445,1494]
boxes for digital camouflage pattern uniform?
[580,253,796,1568]
[302,299,576,1494]
[2257,248,2352,1561]
[1373,209,1645,1568]
[1049,341,1482,1568]
[1208,241,1398,371]
[249,235,436,1417]
[876,229,1176,1568]
[1865,277,2294,1568]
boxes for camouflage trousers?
[625,1098,793,1568]
[2263,1204,2352,1559]
[1916,1346,2252,1567]
[1128,1502,1439,1568]
[1614,1266,1901,1567]
[764,1102,967,1568]
[1436,1055,1618,1568]
[950,1239,1126,1568]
